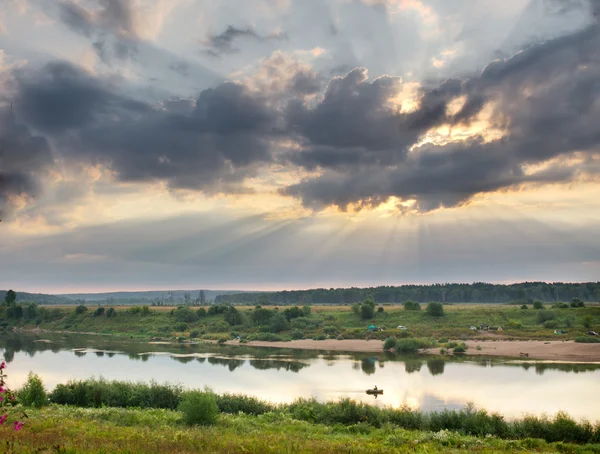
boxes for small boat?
[366,388,383,395]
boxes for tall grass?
[45,378,600,445]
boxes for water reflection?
[2,333,600,421]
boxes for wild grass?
[5,404,600,453]
[45,379,600,446]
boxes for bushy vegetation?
[179,390,219,426]
[17,372,48,408]
[403,300,421,311]
[426,302,444,317]
[575,336,600,343]
[33,377,600,446]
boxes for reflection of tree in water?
[249,359,308,373]
[361,358,376,375]
[74,350,86,358]
[95,351,104,357]
[3,349,14,362]
[426,359,445,376]
[197,357,206,363]
[404,359,423,374]
[173,356,196,364]
[107,352,115,358]
[352,362,361,371]
[208,357,246,371]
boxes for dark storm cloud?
[281,15,600,212]
[203,25,288,57]
[0,109,54,219]
[12,61,278,191]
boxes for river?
[2,332,599,421]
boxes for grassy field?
[6,302,600,345]
[4,403,600,454]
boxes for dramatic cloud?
[203,25,288,57]
[0,109,53,220]
[12,61,278,192]
[282,14,600,212]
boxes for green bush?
[426,302,444,317]
[292,329,304,340]
[224,306,244,326]
[543,320,558,329]
[536,310,555,324]
[520,304,528,310]
[141,305,151,315]
[75,305,88,315]
[532,301,544,310]
[553,302,569,309]
[218,337,228,344]
[395,338,421,353]
[403,301,421,311]
[173,307,199,323]
[129,306,142,315]
[383,337,397,350]
[17,372,48,408]
[360,299,376,319]
[377,307,384,313]
[196,308,207,318]
[583,315,593,329]
[215,393,275,415]
[106,307,117,318]
[574,336,600,343]
[313,334,327,341]
[94,307,105,317]
[453,344,467,354]
[571,298,585,308]
[269,313,290,333]
[302,305,312,316]
[179,390,219,426]
[438,337,448,344]
[189,330,200,339]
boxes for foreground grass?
[4,405,600,454]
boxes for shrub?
[94,307,105,317]
[543,320,558,329]
[323,325,338,335]
[173,307,199,323]
[377,307,384,313]
[583,315,593,329]
[536,310,555,324]
[403,301,421,311]
[453,344,467,354]
[269,313,289,333]
[175,322,188,332]
[520,304,528,310]
[129,306,142,315]
[395,338,421,353]
[352,303,361,316]
[553,302,569,309]
[302,305,312,316]
[179,390,219,426]
[283,306,304,321]
[224,306,244,326]
[141,305,151,315]
[106,307,117,318]
[426,302,444,317]
[217,337,228,344]
[313,334,326,341]
[383,337,397,350]
[17,372,47,408]
[196,308,207,318]
[571,298,585,308]
[292,329,304,340]
[189,330,200,339]
[574,336,600,343]
[75,305,88,315]
[532,301,544,310]
[360,299,376,319]
[438,337,448,344]
[215,393,275,415]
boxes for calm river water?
[2,333,599,421]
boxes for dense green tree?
[224,306,244,326]
[4,289,16,306]
[426,302,444,317]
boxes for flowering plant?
[0,361,26,431]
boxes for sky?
[0,0,599,294]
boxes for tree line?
[214,282,600,306]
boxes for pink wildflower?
[0,414,7,425]
[0,361,5,370]
[0,386,4,393]
[13,421,23,431]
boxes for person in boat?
[373,386,377,391]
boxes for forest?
[215,282,600,305]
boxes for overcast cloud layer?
[1,0,600,291]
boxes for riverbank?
[7,405,599,454]
[231,338,600,362]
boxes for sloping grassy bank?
[3,405,600,454]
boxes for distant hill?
[0,290,72,305]
[57,290,258,304]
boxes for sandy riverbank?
[232,339,600,362]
